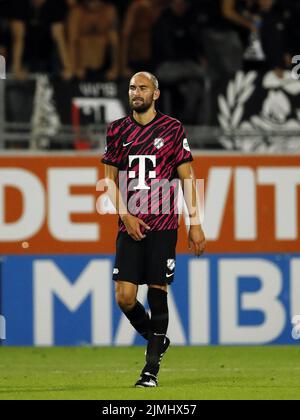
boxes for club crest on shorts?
[167,259,175,271]
[113,268,119,275]
[154,138,164,149]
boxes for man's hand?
[61,68,73,81]
[188,225,206,257]
[13,67,28,81]
[106,66,119,81]
[121,214,151,241]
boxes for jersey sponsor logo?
[128,155,157,190]
[183,138,190,152]
[154,138,165,150]
[167,259,176,271]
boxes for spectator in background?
[65,0,78,38]
[66,0,78,6]
[153,0,206,124]
[121,0,170,78]
[106,0,131,21]
[257,0,290,75]
[0,1,10,59]
[284,0,300,60]
[0,20,7,60]
[10,0,72,80]
[68,0,119,81]
[66,0,78,13]
[222,0,258,35]
[198,0,256,80]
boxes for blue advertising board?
[1,254,299,346]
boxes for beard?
[130,97,153,114]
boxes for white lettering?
[291,259,300,322]
[0,315,6,340]
[48,168,99,241]
[203,168,232,240]
[219,259,285,344]
[0,169,45,241]
[235,168,257,240]
[33,260,111,345]
[189,259,210,344]
[258,168,300,240]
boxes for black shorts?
[113,230,178,286]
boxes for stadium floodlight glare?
[0,55,6,80]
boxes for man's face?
[259,0,274,12]
[31,0,45,8]
[129,75,158,114]
[171,0,189,16]
[84,0,102,11]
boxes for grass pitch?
[0,346,299,400]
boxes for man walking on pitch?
[102,72,206,387]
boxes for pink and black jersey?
[102,111,193,232]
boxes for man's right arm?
[222,0,257,32]
[68,7,85,79]
[11,20,27,80]
[104,164,150,241]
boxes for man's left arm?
[106,7,119,81]
[177,162,206,257]
[51,22,73,80]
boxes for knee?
[115,290,136,312]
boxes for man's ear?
[154,89,160,101]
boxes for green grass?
[0,346,300,400]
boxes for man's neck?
[133,109,157,126]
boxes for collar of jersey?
[130,110,162,128]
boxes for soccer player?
[102,72,206,388]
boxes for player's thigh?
[115,281,138,305]
[113,231,145,284]
[145,230,178,286]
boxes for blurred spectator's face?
[129,75,159,114]
[259,0,274,12]
[84,0,101,11]
[171,0,189,16]
[31,0,45,8]
[67,0,77,6]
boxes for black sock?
[148,287,169,335]
[144,288,169,376]
[123,301,150,341]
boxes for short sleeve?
[101,123,123,169]
[174,123,193,168]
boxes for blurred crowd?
[0,0,300,124]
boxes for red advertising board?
[0,154,299,254]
